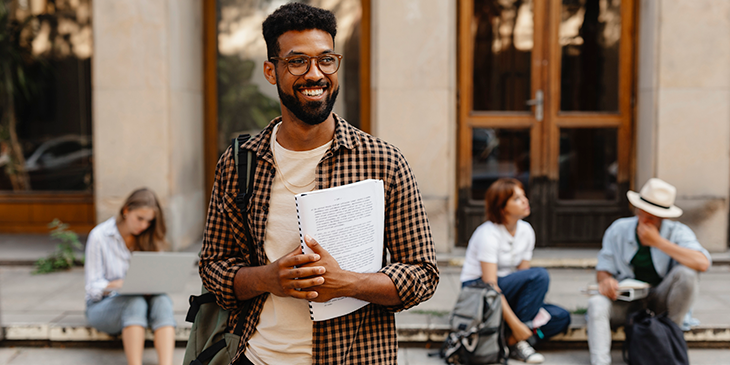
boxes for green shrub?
[33,219,85,274]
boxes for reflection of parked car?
[0,135,93,191]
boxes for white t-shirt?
[459,220,535,282]
[246,123,331,365]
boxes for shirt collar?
[626,215,671,245]
[242,114,359,163]
[102,216,123,240]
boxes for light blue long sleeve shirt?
[84,217,132,302]
[596,216,712,282]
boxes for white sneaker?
[509,340,545,364]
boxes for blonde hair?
[117,188,168,251]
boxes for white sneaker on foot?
[509,340,545,364]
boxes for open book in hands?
[295,179,385,321]
[583,278,651,301]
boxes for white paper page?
[583,279,651,301]
[295,179,385,321]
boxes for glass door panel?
[472,0,535,111]
[559,0,622,112]
[472,128,531,200]
[558,128,617,200]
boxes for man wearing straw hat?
[586,178,711,365]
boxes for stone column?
[371,0,457,253]
[637,0,730,252]
[92,0,204,251]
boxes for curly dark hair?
[262,2,337,59]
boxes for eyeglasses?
[269,53,343,76]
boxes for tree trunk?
[2,62,31,191]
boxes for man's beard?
[277,79,339,126]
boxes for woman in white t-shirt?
[460,178,570,364]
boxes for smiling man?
[198,3,439,365]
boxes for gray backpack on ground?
[439,281,508,364]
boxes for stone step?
[395,314,730,345]
[437,248,730,269]
[4,314,729,346]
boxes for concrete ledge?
[437,249,730,268]
[3,322,729,345]
[4,324,191,342]
[394,313,730,345]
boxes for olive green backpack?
[183,134,257,365]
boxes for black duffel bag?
[623,309,689,365]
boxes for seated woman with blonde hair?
[84,188,175,365]
[460,178,570,364]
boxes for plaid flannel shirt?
[199,116,439,364]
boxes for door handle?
[526,90,544,122]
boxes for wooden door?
[457,0,635,247]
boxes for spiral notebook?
[295,179,385,321]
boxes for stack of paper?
[295,179,385,321]
[583,278,651,302]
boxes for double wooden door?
[457,0,636,246]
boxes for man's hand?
[298,235,356,303]
[598,276,619,301]
[637,219,662,247]
[264,246,325,300]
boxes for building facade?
[2,0,728,253]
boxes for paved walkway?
[1,347,729,365]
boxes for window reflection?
[471,128,530,200]
[472,0,534,112]
[0,0,93,192]
[560,0,621,112]
[216,0,361,156]
[558,128,617,200]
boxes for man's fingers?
[304,234,328,255]
[280,247,320,267]
[284,289,320,300]
[283,266,325,280]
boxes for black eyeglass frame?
[269,53,343,76]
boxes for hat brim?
[627,191,683,218]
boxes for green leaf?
[33,219,84,274]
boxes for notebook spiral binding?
[294,195,316,320]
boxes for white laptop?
[117,251,199,295]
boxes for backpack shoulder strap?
[232,134,258,266]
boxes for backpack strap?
[231,134,257,335]
[185,292,216,323]
[232,134,258,266]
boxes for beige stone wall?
[92,0,204,251]
[637,0,730,252]
[371,0,457,253]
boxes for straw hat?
[627,178,683,218]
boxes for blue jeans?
[86,294,176,335]
[462,267,570,339]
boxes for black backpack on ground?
[622,309,689,365]
[183,134,258,365]
[439,281,508,365]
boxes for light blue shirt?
[596,216,712,281]
[84,217,132,302]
